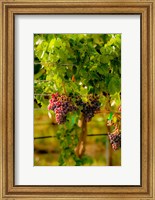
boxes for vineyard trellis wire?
[34,133,109,140]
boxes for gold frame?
[0,0,155,199]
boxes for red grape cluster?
[108,133,121,151]
[48,92,77,124]
[76,95,101,122]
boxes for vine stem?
[95,109,121,115]
[75,115,87,158]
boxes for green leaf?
[108,112,113,120]
[108,76,121,94]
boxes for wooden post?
[106,137,113,166]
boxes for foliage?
[34,34,121,166]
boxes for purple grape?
[48,93,77,124]
[76,95,101,122]
[108,133,121,150]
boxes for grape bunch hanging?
[48,92,77,124]
[48,93,101,124]
[107,106,121,151]
[108,133,121,151]
[75,95,101,122]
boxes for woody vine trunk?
[75,115,87,158]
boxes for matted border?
[0,0,154,199]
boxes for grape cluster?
[48,92,77,124]
[76,95,101,122]
[108,133,121,151]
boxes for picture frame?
[0,0,155,199]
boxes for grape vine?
[34,33,121,166]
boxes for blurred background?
[34,109,121,166]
